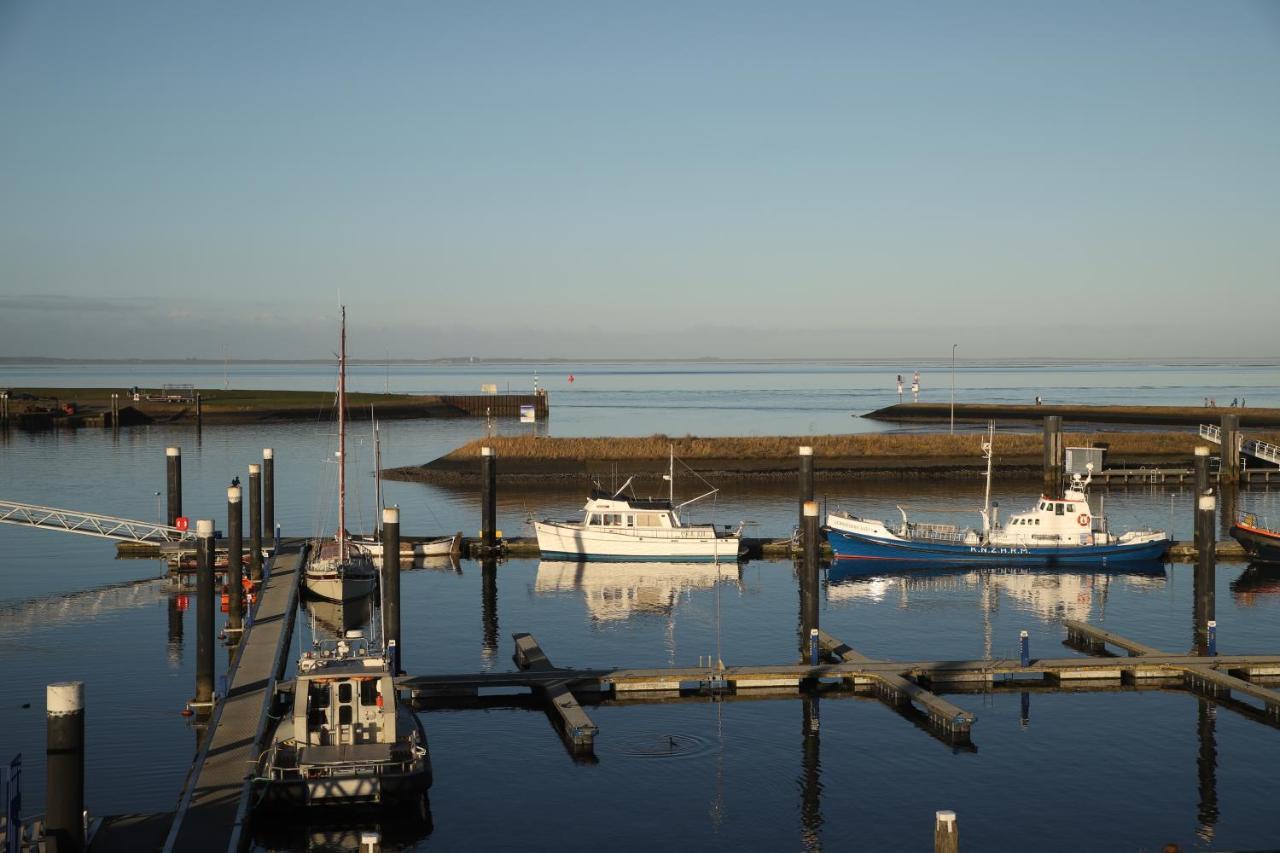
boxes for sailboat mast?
[669,444,674,507]
[338,306,348,561]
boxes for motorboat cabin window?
[339,682,353,703]
[1035,518,1041,525]
[636,513,660,527]
[360,678,379,706]
[1055,503,1065,516]
[587,514,599,526]
[1067,505,1075,513]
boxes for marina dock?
[161,543,304,853]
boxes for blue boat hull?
[824,527,1170,568]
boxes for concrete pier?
[165,447,182,527]
[480,447,497,552]
[225,486,243,634]
[248,464,262,581]
[46,681,85,853]
[261,449,274,539]
[512,632,598,755]
[382,506,402,673]
[193,520,216,710]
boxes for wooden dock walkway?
[160,543,304,853]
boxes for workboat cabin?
[255,634,431,809]
[581,494,681,529]
[997,491,1096,546]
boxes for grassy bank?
[865,402,1280,426]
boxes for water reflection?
[535,560,743,622]
[301,593,373,641]
[1197,699,1219,843]
[481,557,498,666]
[251,801,433,852]
[799,694,822,851]
[827,563,1167,623]
[1230,564,1280,605]
[0,575,170,634]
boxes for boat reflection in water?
[251,803,433,852]
[828,561,1167,623]
[1231,563,1280,606]
[535,560,743,622]
[302,593,374,640]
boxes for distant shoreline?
[4,356,1279,367]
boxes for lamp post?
[950,344,958,435]
[155,491,163,524]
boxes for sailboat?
[534,447,744,562]
[304,307,378,602]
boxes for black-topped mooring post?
[934,810,959,853]
[262,448,275,539]
[165,446,182,526]
[800,500,820,652]
[798,446,814,541]
[194,519,216,709]
[226,485,243,635]
[382,506,402,673]
[1042,416,1063,499]
[1220,413,1240,485]
[248,463,263,581]
[481,446,497,552]
[1194,494,1216,655]
[46,681,86,853]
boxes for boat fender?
[1077,514,1089,526]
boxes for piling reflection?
[167,591,184,667]
[251,796,433,851]
[481,557,499,666]
[534,560,743,622]
[799,694,823,851]
[1197,699,1219,843]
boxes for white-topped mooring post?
[165,446,182,527]
[934,810,959,853]
[46,681,85,853]
[360,831,382,853]
[262,448,275,540]
[248,464,263,581]
[1193,445,1210,497]
[226,486,244,634]
[480,447,497,552]
[194,519,216,709]
[798,446,814,547]
[382,506,402,674]
[1195,494,1217,655]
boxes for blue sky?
[1,2,1277,358]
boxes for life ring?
[1077,514,1089,527]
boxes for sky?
[1,1,1277,359]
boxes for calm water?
[2,360,1279,851]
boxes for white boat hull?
[353,533,461,558]
[535,521,741,562]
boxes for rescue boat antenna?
[981,420,995,537]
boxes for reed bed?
[445,431,1263,462]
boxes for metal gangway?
[0,499,194,544]
[1198,423,1280,468]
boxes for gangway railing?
[1199,423,1280,468]
[0,499,194,544]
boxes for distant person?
[1035,395,1042,405]
[1241,398,1246,407]
[1231,397,1238,407]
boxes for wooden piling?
[1220,413,1240,484]
[480,447,496,552]
[1193,446,1210,497]
[248,464,262,581]
[1195,494,1216,655]
[165,447,182,527]
[262,449,275,540]
[46,681,86,853]
[934,810,959,853]
[226,486,243,634]
[382,506,402,673]
[798,446,814,541]
[1042,416,1063,499]
[800,500,820,656]
[194,519,215,709]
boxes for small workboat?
[1230,514,1280,565]
[304,307,378,602]
[352,532,463,559]
[534,450,743,562]
[824,424,1170,568]
[254,633,431,810]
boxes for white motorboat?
[534,449,743,562]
